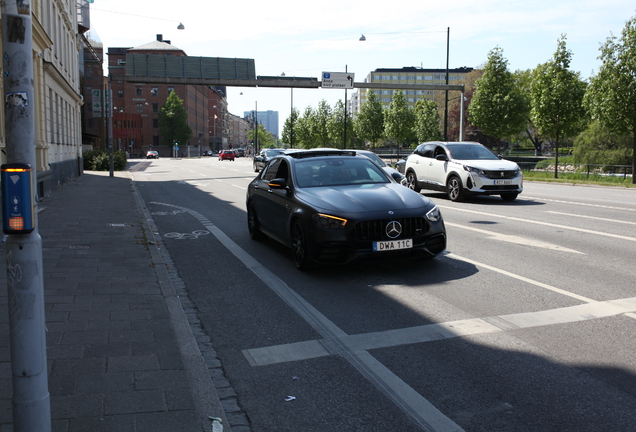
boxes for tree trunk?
[554,131,560,179]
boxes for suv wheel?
[446,175,466,202]
[406,171,421,192]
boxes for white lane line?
[438,205,636,243]
[151,202,464,432]
[445,253,597,303]
[522,196,636,212]
[245,296,636,366]
[546,211,636,226]
[445,222,584,254]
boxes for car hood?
[453,158,519,170]
[296,184,432,214]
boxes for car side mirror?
[268,178,288,189]
[391,172,404,183]
[435,154,448,161]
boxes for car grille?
[350,217,428,241]
[481,170,518,179]
[481,185,520,191]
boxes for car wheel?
[253,163,259,173]
[291,221,313,270]
[247,202,265,240]
[446,175,465,202]
[406,171,422,192]
[500,192,518,201]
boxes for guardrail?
[517,161,633,179]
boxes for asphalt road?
[130,156,636,432]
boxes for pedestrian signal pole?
[1,1,51,431]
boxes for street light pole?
[444,27,450,141]
[1,2,51,430]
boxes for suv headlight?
[463,165,484,175]
[312,213,347,229]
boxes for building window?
[424,76,432,80]
[168,86,174,94]
[152,103,158,113]
[153,136,159,146]
[136,87,143,96]
[136,103,143,113]
[417,76,422,80]
[151,87,158,96]
[117,90,123,98]
[152,118,159,128]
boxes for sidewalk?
[0,171,228,432]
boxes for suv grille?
[482,170,518,179]
[351,217,428,241]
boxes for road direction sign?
[321,72,355,89]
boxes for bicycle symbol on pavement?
[164,230,210,240]
[152,210,186,216]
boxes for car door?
[426,145,450,187]
[253,159,292,240]
[411,144,436,185]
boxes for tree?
[248,124,276,150]
[573,120,633,166]
[384,90,415,156]
[158,91,192,147]
[314,100,332,147]
[413,98,442,142]
[354,90,385,150]
[327,100,354,149]
[281,107,300,148]
[469,47,528,149]
[531,35,587,178]
[585,15,636,183]
[296,106,316,149]
[515,69,545,153]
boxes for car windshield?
[360,152,387,167]
[265,149,285,158]
[294,157,389,188]
[447,143,498,160]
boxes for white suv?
[405,141,523,201]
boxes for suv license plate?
[495,180,512,185]
[373,239,413,252]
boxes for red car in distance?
[218,150,235,161]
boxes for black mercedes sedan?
[246,149,447,270]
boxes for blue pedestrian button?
[1,163,35,234]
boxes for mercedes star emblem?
[385,221,402,239]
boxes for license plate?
[495,180,512,185]
[373,239,413,251]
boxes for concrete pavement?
[0,169,243,432]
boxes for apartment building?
[355,66,473,113]
[1,0,85,197]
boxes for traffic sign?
[321,72,355,89]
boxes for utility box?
[1,163,35,234]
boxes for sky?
[87,0,636,134]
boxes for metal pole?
[459,92,465,141]
[108,78,114,176]
[344,65,347,150]
[1,1,52,430]
[444,27,450,141]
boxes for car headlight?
[463,165,484,175]
[312,213,348,229]
[426,206,442,222]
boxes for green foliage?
[327,100,354,149]
[413,98,442,142]
[384,90,415,147]
[158,91,192,147]
[82,150,127,171]
[470,47,528,141]
[354,90,385,148]
[585,14,636,183]
[281,107,300,147]
[248,124,276,150]
[573,121,633,165]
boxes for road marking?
[445,222,584,254]
[445,253,597,303]
[438,205,636,243]
[244,296,636,366]
[546,211,636,226]
[151,201,464,432]
[522,196,636,212]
